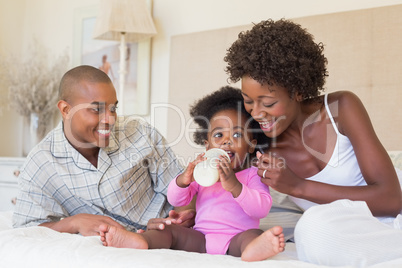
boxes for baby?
[99,86,284,262]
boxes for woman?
[224,18,402,266]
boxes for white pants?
[294,199,402,267]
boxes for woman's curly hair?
[224,19,328,99]
[190,86,269,152]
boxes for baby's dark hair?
[190,86,269,152]
[224,19,328,100]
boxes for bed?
[0,152,401,268]
[0,215,400,268]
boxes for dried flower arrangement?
[0,40,69,140]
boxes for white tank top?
[290,94,367,210]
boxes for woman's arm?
[332,91,401,215]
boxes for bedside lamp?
[93,0,157,113]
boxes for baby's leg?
[99,224,148,249]
[99,224,207,252]
[227,229,263,257]
[165,225,207,253]
[231,226,285,262]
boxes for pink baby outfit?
[167,166,272,254]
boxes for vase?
[22,113,41,156]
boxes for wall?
[1,0,402,156]
[150,0,402,137]
[0,0,99,156]
[0,0,26,156]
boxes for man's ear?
[57,100,70,120]
[248,139,258,154]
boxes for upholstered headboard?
[167,4,402,161]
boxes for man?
[13,65,190,236]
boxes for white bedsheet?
[2,152,401,267]
[1,211,402,268]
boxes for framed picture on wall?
[72,4,152,115]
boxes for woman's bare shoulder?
[326,90,362,105]
[324,91,369,135]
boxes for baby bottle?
[193,148,230,187]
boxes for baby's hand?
[217,155,242,197]
[176,153,205,188]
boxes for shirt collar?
[51,121,120,160]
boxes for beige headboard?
[168,4,402,162]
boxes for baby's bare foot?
[241,226,285,262]
[99,224,148,249]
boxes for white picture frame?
[72,3,152,115]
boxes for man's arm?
[12,157,66,228]
[13,159,125,235]
[12,154,125,236]
[39,214,125,236]
[147,129,184,195]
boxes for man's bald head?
[59,65,113,103]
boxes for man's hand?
[145,209,196,231]
[39,213,125,236]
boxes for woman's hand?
[145,209,196,231]
[256,151,304,196]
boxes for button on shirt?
[12,116,183,231]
